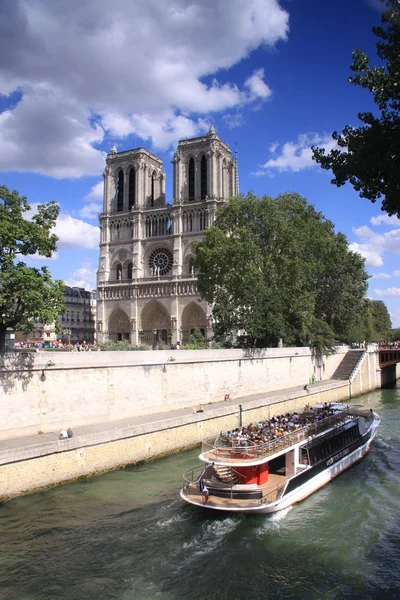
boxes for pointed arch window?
[127,263,133,280]
[128,168,135,209]
[188,158,195,200]
[116,264,122,281]
[151,172,155,206]
[201,155,207,199]
[117,170,124,212]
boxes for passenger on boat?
[224,405,339,448]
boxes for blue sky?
[1,0,399,326]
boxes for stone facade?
[60,286,97,343]
[96,126,236,346]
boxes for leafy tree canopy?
[0,185,65,351]
[347,298,392,343]
[391,327,400,341]
[194,192,368,353]
[312,0,400,217]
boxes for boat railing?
[201,411,353,462]
[182,465,205,487]
[258,480,288,505]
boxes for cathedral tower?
[96,127,236,346]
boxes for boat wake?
[169,518,240,566]
[255,506,292,537]
[156,513,190,528]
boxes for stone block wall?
[0,347,350,440]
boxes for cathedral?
[96,126,237,347]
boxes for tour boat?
[180,403,380,513]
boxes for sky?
[1,0,399,327]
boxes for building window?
[148,247,173,276]
[201,155,207,199]
[117,170,124,212]
[116,264,122,280]
[129,168,135,208]
[127,262,133,280]
[151,172,155,206]
[188,158,195,200]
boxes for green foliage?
[307,318,336,358]
[370,299,392,340]
[195,192,368,354]
[182,327,208,349]
[100,341,150,351]
[391,327,400,341]
[312,1,400,216]
[347,298,392,342]
[0,185,65,351]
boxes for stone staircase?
[213,464,240,484]
[331,350,365,381]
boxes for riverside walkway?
[0,379,347,467]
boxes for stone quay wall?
[0,380,350,501]
[0,347,352,441]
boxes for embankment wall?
[0,380,350,501]
[0,347,350,440]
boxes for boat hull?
[181,416,380,514]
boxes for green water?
[1,386,399,600]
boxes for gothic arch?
[188,156,195,200]
[128,166,136,208]
[140,300,171,346]
[181,302,207,344]
[200,153,207,199]
[108,308,130,341]
[183,252,196,275]
[117,170,124,212]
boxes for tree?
[195,192,369,351]
[346,298,392,342]
[312,0,400,217]
[370,299,392,340]
[391,327,400,341]
[0,185,65,351]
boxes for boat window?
[300,448,309,465]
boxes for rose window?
[149,247,173,276]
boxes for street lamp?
[41,360,56,380]
[63,328,71,347]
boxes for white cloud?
[260,132,338,174]
[54,215,99,249]
[65,262,97,290]
[393,270,400,277]
[0,0,289,176]
[353,225,383,240]
[349,242,384,267]
[245,69,272,99]
[85,181,103,202]
[23,201,100,249]
[374,287,400,297]
[0,86,105,178]
[371,272,391,279]
[350,223,400,267]
[370,214,400,227]
[79,203,101,221]
[269,141,279,153]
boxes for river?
[1,385,399,600]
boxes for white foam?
[156,513,188,528]
[176,517,240,563]
[255,506,292,536]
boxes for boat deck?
[183,473,288,509]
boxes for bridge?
[378,347,400,369]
